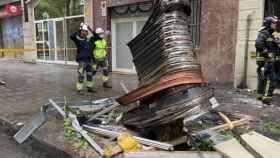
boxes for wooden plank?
[209,118,249,132]
[241,131,280,158]
[215,138,255,158]
[121,151,223,158]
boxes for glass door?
[112,17,147,73]
[45,20,55,61]
[35,16,84,64]
[35,21,44,60]
[55,19,65,61]
[115,21,134,70]
[35,20,54,61]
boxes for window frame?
[190,0,201,49]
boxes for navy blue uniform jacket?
[70,32,100,62]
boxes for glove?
[268,53,274,58]
[79,23,84,29]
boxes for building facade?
[92,0,239,86]
[234,0,279,90]
[2,0,276,89]
[0,0,23,59]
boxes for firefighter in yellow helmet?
[92,28,112,88]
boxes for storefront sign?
[0,4,22,19]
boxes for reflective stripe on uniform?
[78,67,84,74]
[256,57,265,61]
[101,75,109,82]
[86,81,94,88]
[266,38,273,42]
[264,80,271,97]
[76,82,84,91]
[256,52,265,61]
[256,93,263,98]
[92,64,98,71]
[262,96,272,101]
[94,39,107,59]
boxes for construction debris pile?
[12,0,280,158]
[15,97,280,158]
[118,0,214,129]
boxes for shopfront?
[34,0,85,64]
[34,16,84,64]
[0,3,23,58]
[110,2,152,73]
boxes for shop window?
[66,17,84,61]
[111,1,201,48]
[264,0,280,17]
[190,0,201,48]
[35,0,84,20]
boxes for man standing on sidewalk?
[255,16,279,104]
[91,27,112,88]
[70,23,100,94]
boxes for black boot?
[256,94,263,101]
[87,87,96,93]
[262,97,272,105]
[103,82,112,88]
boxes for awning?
[0,4,22,19]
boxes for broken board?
[241,131,280,158]
[214,138,255,158]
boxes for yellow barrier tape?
[0,48,77,53]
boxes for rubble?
[11,0,280,157]
[116,0,214,130]
[13,97,280,158]
[83,125,174,151]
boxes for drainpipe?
[238,13,253,89]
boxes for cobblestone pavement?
[0,60,137,156]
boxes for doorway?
[34,15,84,64]
[111,17,147,73]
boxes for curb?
[0,116,73,158]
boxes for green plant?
[72,139,89,150]
[198,139,215,151]
[263,122,280,135]
[64,111,90,151]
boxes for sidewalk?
[0,60,280,157]
[0,60,137,157]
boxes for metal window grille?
[190,0,201,48]
[265,0,280,17]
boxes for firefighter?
[91,28,112,88]
[70,23,100,94]
[255,16,279,104]
[272,28,280,85]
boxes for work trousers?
[92,59,109,83]
[259,62,277,100]
[76,61,93,91]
